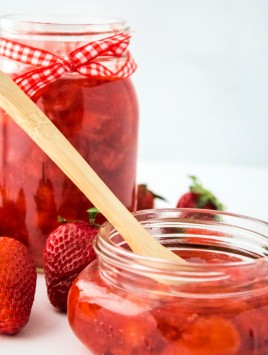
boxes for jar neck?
[94,209,268,299]
[0,14,130,67]
[0,14,129,42]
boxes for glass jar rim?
[95,208,268,285]
[0,14,129,36]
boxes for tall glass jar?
[68,209,268,355]
[0,15,138,268]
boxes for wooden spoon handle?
[0,71,185,262]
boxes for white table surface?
[2,160,268,355]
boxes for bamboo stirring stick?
[0,71,186,263]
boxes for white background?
[1,0,268,167]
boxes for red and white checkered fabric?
[0,33,137,97]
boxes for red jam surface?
[0,77,138,267]
[68,251,268,355]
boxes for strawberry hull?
[68,209,268,355]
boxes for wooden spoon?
[0,71,186,263]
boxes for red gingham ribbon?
[0,33,137,97]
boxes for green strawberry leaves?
[189,175,224,211]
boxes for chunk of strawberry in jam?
[180,316,241,354]
[233,306,268,353]
[34,165,58,234]
[0,187,28,245]
[152,303,198,341]
[40,79,84,137]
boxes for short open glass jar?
[68,208,268,355]
[0,15,138,268]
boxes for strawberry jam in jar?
[68,209,268,355]
[0,15,138,268]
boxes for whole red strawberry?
[0,236,36,335]
[137,184,166,210]
[43,210,99,312]
[177,176,224,210]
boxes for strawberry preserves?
[0,16,138,268]
[68,209,268,355]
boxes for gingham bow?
[0,33,137,97]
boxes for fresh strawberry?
[43,209,99,312]
[177,176,224,211]
[137,184,166,210]
[0,236,37,335]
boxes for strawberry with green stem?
[43,208,99,312]
[177,176,224,211]
[137,184,166,210]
